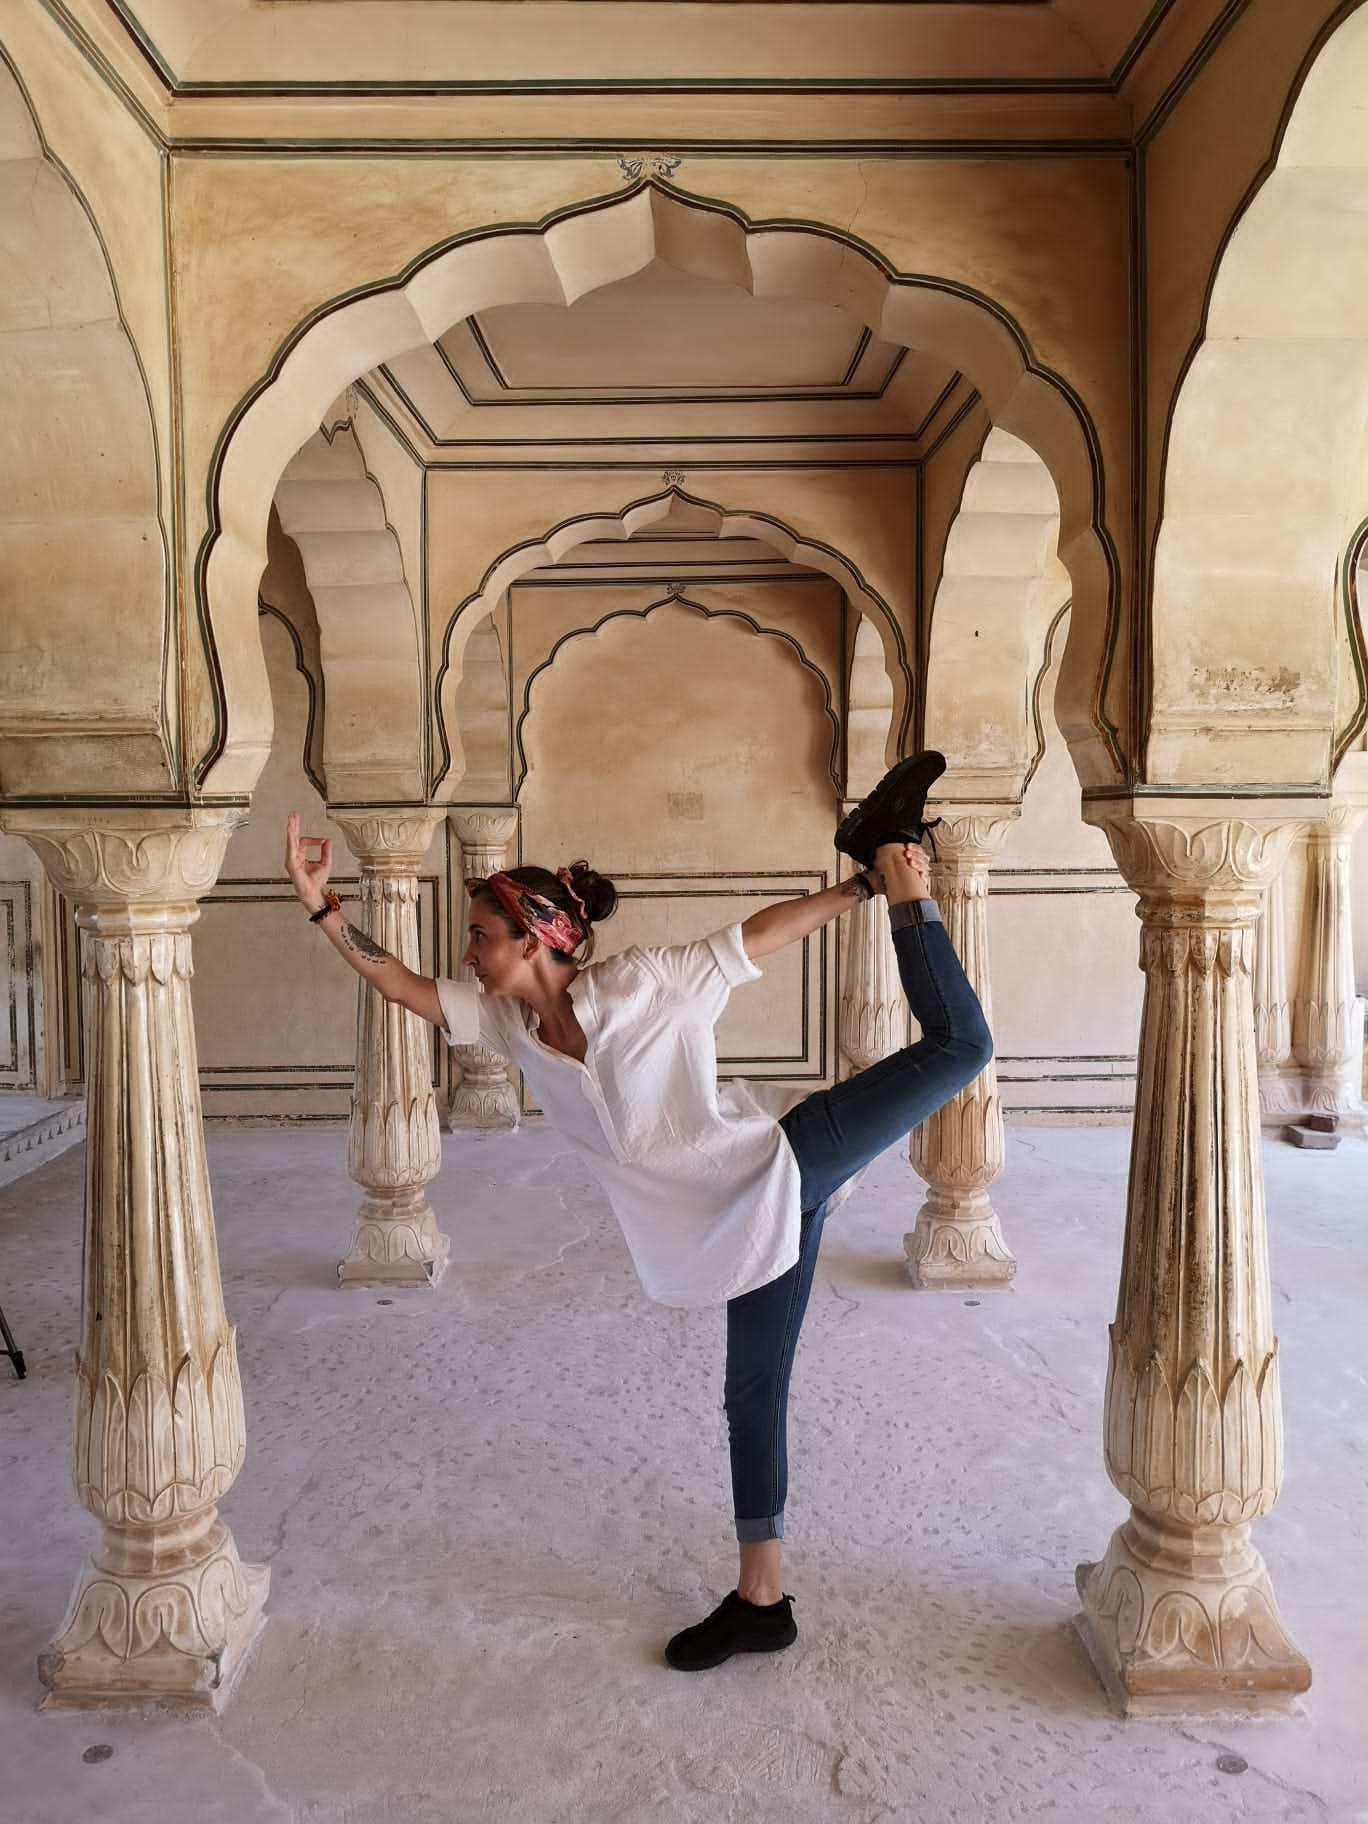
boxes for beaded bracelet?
[308,892,341,924]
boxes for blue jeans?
[725,904,992,1543]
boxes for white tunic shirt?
[434,924,803,1308]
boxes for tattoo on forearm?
[340,922,390,965]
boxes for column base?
[1074,1513,1311,1716]
[38,1524,269,1713]
[903,1192,1016,1289]
[1257,1069,1305,1125]
[444,1077,520,1132]
[338,1191,450,1288]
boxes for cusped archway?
[197,183,1125,801]
[432,486,908,796]
[923,428,1070,800]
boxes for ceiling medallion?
[618,154,684,183]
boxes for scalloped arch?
[273,420,426,801]
[923,427,1070,801]
[433,485,908,797]
[197,182,1124,800]
[514,590,844,801]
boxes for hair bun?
[567,860,618,925]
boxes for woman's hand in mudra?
[285,811,332,910]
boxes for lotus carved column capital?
[330,805,444,874]
[0,807,244,920]
[921,804,1018,875]
[447,805,520,861]
[1083,797,1304,921]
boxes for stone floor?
[1,1121,1366,1824]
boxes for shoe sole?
[835,750,946,866]
[664,1622,798,1672]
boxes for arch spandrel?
[196,183,1126,801]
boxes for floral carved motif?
[331,807,444,871]
[75,1342,246,1524]
[2,809,242,906]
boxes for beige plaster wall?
[992,631,1141,1118]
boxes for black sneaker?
[664,1591,797,1671]
[835,750,947,868]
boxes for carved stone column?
[839,877,906,1076]
[445,806,521,1131]
[905,810,1017,1290]
[1291,801,1367,1126]
[1253,860,1299,1122]
[1076,801,1311,1714]
[0,808,268,1711]
[331,808,447,1288]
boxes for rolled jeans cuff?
[735,1513,785,1544]
[888,897,941,931]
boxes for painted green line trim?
[1022,599,1072,793]
[1112,0,1181,90]
[33,0,165,149]
[511,590,844,798]
[508,571,837,589]
[172,137,1133,160]
[1081,783,1333,801]
[257,601,327,797]
[1333,517,1368,771]
[427,319,900,410]
[1137,0,1251,147]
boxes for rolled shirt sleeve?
[434,978,483,1049]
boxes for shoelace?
[917,816,942,861]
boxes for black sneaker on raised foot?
[834,749,947,869]
[664,1591,797,1672]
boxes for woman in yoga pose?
[283,751,991,1671]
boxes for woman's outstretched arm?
[284,813,445,1026]
[740,844,930,961]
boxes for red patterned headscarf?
[468,872,585,956]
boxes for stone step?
[0,1098,86,1189]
